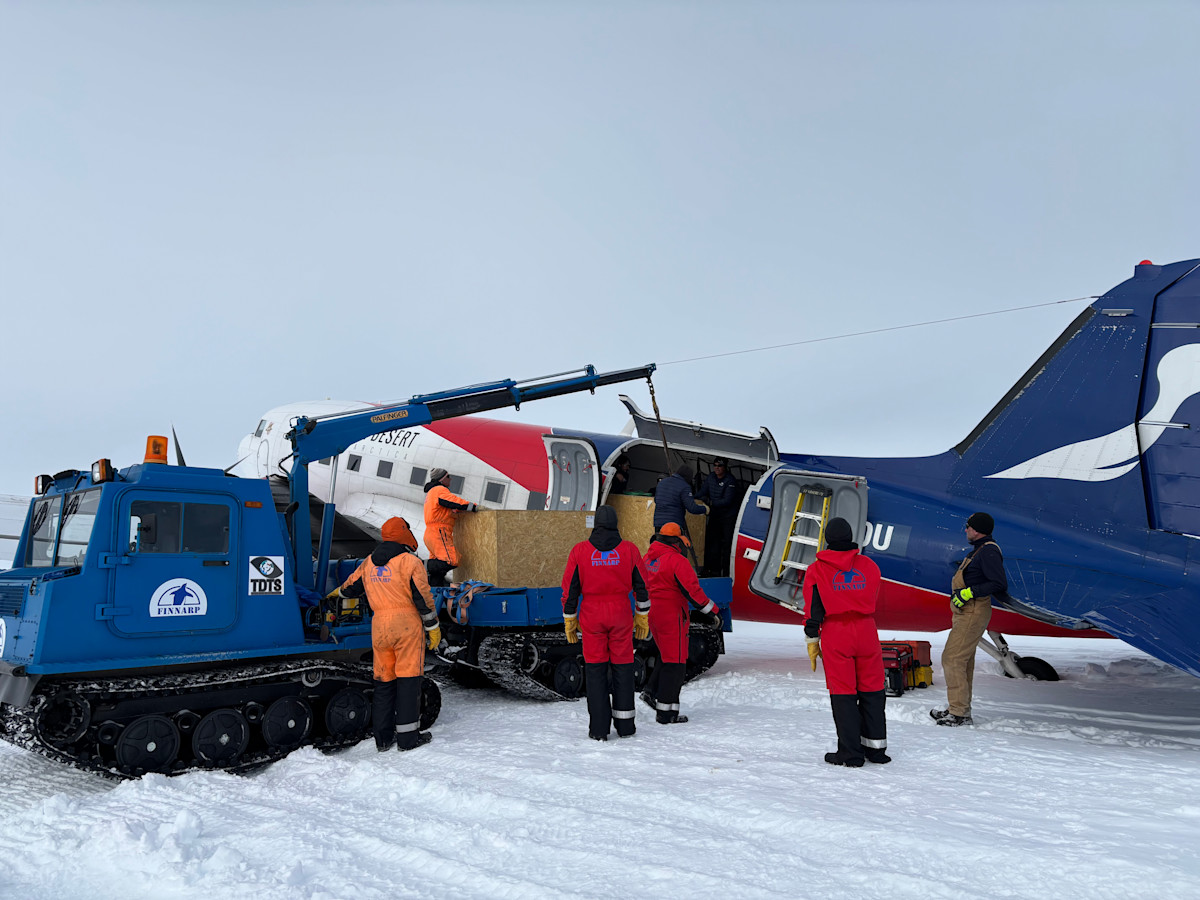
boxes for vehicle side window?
[130,501,181,554]
[56,490,101,566]
[25,497,61,567]
[182,503,230,554]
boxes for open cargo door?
[618,395,778,463]
[747,469,868,614]
[544,436,600,511]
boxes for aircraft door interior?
[747,470,869,613]
[544,437,600,511]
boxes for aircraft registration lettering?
[863,522,910,554]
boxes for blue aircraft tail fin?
[952,259,1200,537]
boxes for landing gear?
[982,631,1061,681]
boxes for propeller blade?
[171,424,187,466]
[224,454,252,476]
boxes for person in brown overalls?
[931,512,1006,727]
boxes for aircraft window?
[448,475,466,495]
[376,461,393,479]
[410,467,427,486]
[182,503,230,554]
[130,500,181,554]
[55,489,101,566]
[346,455,362,473]
[484,481,506,504]
[24,496,61,568]
[318,458,332,466]
[526,491,548,511]
[254,419,267,438]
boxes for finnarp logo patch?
[590,549,621,567]
[149,579,209,618]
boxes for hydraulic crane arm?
[285,364,657,587]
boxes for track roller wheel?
[325,688,371,738]
[36,691,91,746]
[553,656,584,699]
[686,627,721,680]
[420,677,442,730]
[116,715,180,774]
[261,697,313,751]
[192,708,250,766]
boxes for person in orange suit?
[334,516,441,751]
[423,467,478,586]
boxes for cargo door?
[107,490,240,635]
[544,437,599,511]
[747,470,868,613]
[618,395,778,462]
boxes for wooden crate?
[453,509,591,588]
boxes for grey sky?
[2,1,1197,496]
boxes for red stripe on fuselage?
[729,534,1110,638]
[424,417,551,493]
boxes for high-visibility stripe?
[862,736,887,749]
[656,701,680,712]
[396,721,421,733]
[611,708,635,719]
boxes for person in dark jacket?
[560,506,650,740]
[640,522,720,724]
[653,465,707,531]
[332,517,440,751]
[931,512,1006,727]
[609,455,632,495]
[696,457,740,576]
[803,517,888,767]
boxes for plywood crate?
[453,509,592,588]
[604,494,707,562]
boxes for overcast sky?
[2,1,1197,496]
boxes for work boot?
[866,752,892,764]
[397,732,433,751]
[589,732,608,742]
[657,713,689,724]
[824,752,864,768]
[936,714,973,727]
[929,708,951,721]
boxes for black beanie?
[825,517,855,549]
[967,512,994,535]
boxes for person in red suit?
[640,522,720,724]
[560,506,650,740]
[802,517,889,767]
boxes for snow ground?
[1,623,1199,900]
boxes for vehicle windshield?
[23,489,101,568]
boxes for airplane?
[234,258,1200,681]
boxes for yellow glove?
[426,625,442,651]
[634,611,650,641]
[564,615,580,644]
[325,587,343,600]
[806,637,821,671]
[951,586,974,609]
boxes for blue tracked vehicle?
[0,365,655,778]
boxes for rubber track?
[0,659,375,781]
[476,632,576,702]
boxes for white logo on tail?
[987,343,1200,481]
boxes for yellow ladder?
[774,484,833,584]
